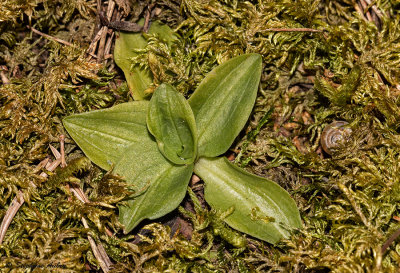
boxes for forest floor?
[1,0,400,272]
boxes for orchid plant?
[63,52,301,244]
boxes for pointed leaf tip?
[63,101,150,170]
[189,53,262,157]
[194,157,301,244]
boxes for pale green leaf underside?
[194,157,302,244]
[147,84,197,165]
[115,140,193,233]
[114,20,176,100]
[188,53,262,157]
[63,101,150,170]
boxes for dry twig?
[356,0,384,28]
[60,135,66,168]
[382,227,400,254]
[97,0,116,63]
[143,3,156,33]
[29,26,97,58]
[0,191,24,244]
[82,217,113,272]
[359,0,373,22]
[29,26,74,47]
[263,28,322,32]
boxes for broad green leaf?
[147,84,197,164]
[188,54,262,157]
[64,100,192,232]
[63,101,150,170]
[115,140,193,233]
[114,20,176,100]
[194,157,302,244]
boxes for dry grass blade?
[82,217,112,272]
[69,175,114,272]
[0,191,24,244]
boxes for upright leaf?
[147,84,197,164]
[115,140,193,233]
[188,54,262,157]
[114,20,176,100]
[194,157,302,244]
[63,101,149,170]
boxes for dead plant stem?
[263,28,322,32]
[29,26,74,47]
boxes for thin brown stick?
[0,191,24,244]
[143,6,152,33]
[105,228,113,237]
[87,0,106,60]
[60,135,66,168]
[363,0,382,28]
[29,26,97,59]
[354,3,368,22]
[263,28,323,33]
[104,32,115,57]
[382,227,400,254]
[97,0,115,63]
[29,26,74,47]
[33,158,50,173]
[87,29,104,56]
[41,158,61,178]
[142,3,157,33]
[97,26,108,63]
[97,243,113,268]
[69,184,114,272]
[359,0,373,22]
[96,0,102,32]
[364,0,384,18]
[70,187,90,203]
[82,218,111,272]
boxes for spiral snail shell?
[321,121,352,155]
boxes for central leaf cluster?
[63,54,302,244]
[147,84,198,165]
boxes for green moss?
[1,0,400,271]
